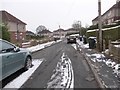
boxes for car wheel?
[24,56,32,70]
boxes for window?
[0,40,14,53]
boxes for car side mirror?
[14,47,20,52]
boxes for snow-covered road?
[47,52,74,88]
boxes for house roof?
[53,28,65,32]
[38,29,52,34]
[65,28,78,31]
[92,1,120,21]
[0,10,26,25]
[26,31,35,35]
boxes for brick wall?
[9,31,26,47]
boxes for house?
[53,28,66,38]
[0,10,27,46]
[37,29,52,37]
[26,31,35,36]
[92,1,120,25]
[26,30,36,40]
[65,28,79,35]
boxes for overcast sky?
[1,0,116,32]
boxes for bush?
[87,26,120,40]
[0,24,10,41]
[87,26,120,48]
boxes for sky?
[0,0,116,33]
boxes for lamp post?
[98,0,103,52]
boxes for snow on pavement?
[91,54,105,59]
[77,39,120,88]
[71,44,77,50]
[77,40,89,49]
[4,59,44,88]
[26,40,62,53]
[26,41,55,52]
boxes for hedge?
[87,26,120,41]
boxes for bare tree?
[36,25,47,34]
[72,21,81,30]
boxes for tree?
[80,27,87,36]
[72,21,83,35]
[0,24,10,41]
[36,25,47,34]
[72,21,81,30]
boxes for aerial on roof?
[0,10,26,25]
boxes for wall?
[109,41,120,62]
[6,21,26,46]
[8,22,26,32]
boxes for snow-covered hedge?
[87,25,120,40]
[86,25,120,49]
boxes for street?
[1,0,120,89]
[20,39,99,88]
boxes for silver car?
[0,39,32,81]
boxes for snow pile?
[71,44,77,50]
[86,53,105,63]
[47,53,74,88]
[114,44,120,48]
[104,49,109,55]
[4,59,44,88]
[26,40,62,53]
[91,54,105,59]
[77,40,89,49]
[26,41,55,52]
[82,44,89,49]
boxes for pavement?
[76,39,120,89]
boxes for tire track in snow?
[46,52,74,89]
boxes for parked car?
[0,39,32,81]
[67,35,76,44]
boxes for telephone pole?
[78,21,81,36]
[98,0,103,52]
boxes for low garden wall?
[109,41,120,62]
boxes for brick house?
[0,10,26,46]
[92,1,120,25]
